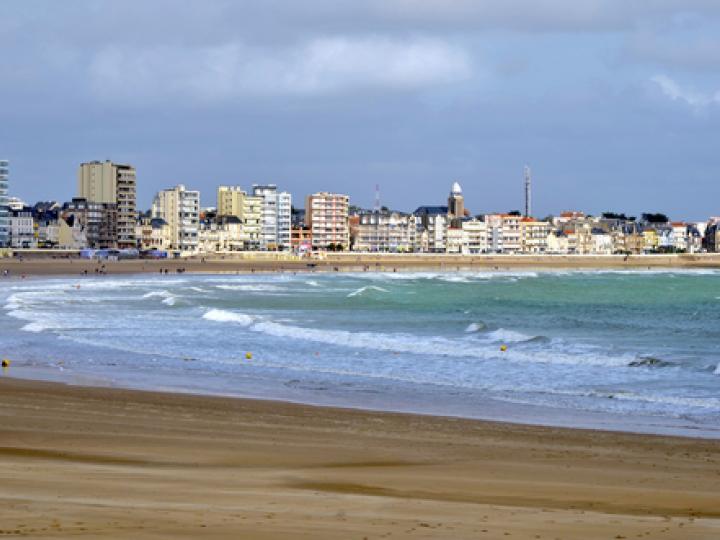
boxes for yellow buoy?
[500,345,507,352]
[2,359,10,368]
[245,352,252,360]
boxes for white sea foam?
[215,284,284,292]
[347,285,390,297]
[142,290,173,299]
[162,296,177,306]
[483,328,537,343]
[188,286,210,293]
[202,308,254,326]
[714,363,720,375]
[465,322,485,333]
[21,321,48,333]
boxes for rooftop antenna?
[374,183,381,213]
[524,165,532,217]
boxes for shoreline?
[0,375,718,538]
[2,252,720,276]
[6,363,719,442]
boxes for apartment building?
[520,217,551,253]
[9,206,36,248]
[252,184,292,251]
[352,212,419,252]
[152,184,200,253]
[77,160,137,248]
[0,160,9,247]
[305,192,349,250]
[217,186,262,250]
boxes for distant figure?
[2,269,8,277]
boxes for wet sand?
[1,252,720,277]
[0,376,718,539]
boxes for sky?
[2,0,719,220]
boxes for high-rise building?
[305,192,350,250]
[252,184,292,251]
[217,186,262,250]
[77,160,137,248]
[152,184,200,253]
[0,160,9,247]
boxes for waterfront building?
[0,160,9,247]
[590,228,614,254]
[460,218,488,254]
[152,184,200,253]
[415,207,449,253]
[136,217,172,251]
[217,186,262,250]
[305,192,350,250]
[9,206,36,248]
[77,160,137,248]
[62,198,117,249]
[520,217,551,254]
[706,219,720,252]
[291,225,312,253]
[252,184,292,251]
[352,211,419,252]
[485,214,521,254]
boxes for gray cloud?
[88,37,472,103]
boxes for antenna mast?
[374,183,381,212]
[524,165,532,217]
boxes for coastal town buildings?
[2,157,719,257]
[0,160,9,247]
[77,160,137,248]
[305,192,350,250]
[152,185,200,253]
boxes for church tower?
[448,181,464,219]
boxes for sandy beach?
[1,252,720,277]
[0,377,718,539]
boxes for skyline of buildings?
[0,157,719,255]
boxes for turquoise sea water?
[2,270,719,436]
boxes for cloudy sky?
[2,1,719,219]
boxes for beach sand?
[1,252,720,277]
[0,377,718,539]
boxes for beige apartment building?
[216,186,262,249]
[305,192,349,250]
[77,160,137,248]
[152,184,200,253]
[520,217,552,253]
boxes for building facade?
[352,212,419,252]
[305,192,350,250]
[252,184,292,251]
[152,185,200,253]
[77,160,137,248]
[0,160,9,247]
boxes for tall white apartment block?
[305,192,350,250]
[252,184,292,251]
[152,184,200,253]
[0,160,8,247]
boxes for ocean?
[2,270,719,437]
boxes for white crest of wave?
[215,284,285,292]
[714,363,720,375]
[202,308,254,326]
[142,290,174,299]
[483,328,536,343]
[21,321,48,333]
[347,285,389,297]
